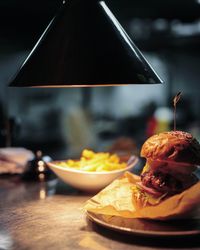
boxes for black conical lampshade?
[9,0,163,87]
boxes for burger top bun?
[141,131,200,165]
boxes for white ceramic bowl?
[47,155,138,192]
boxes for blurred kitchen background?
[0,0,200,159]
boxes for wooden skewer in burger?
[133,93,200,207]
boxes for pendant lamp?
[9,0,163,87]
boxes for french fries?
[58,149,127,172]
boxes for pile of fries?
[58,149,127,172]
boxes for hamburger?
[133,131,200,208]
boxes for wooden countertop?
[1,175,200,250]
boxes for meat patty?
[141,170,198,195]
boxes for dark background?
[0,0,200,159]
